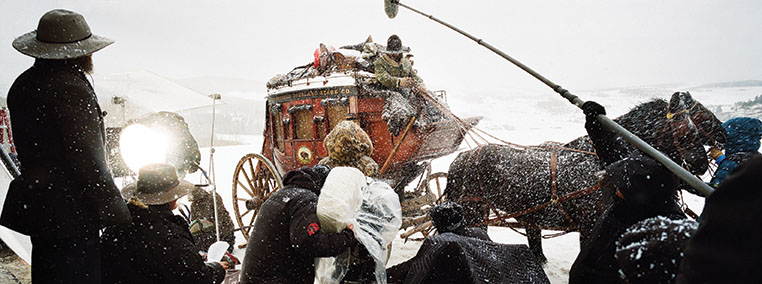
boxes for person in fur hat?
[319,120,379,176]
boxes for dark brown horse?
[445,92,724,263]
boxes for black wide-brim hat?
[12,9,113,59]
[122,164,195,205]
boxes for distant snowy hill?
[444,82,762,146]
[177,76,266,100]
[89,72,264,148]
[692,80,762,89]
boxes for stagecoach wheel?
[232,153,283,241]
[426,172,448,205]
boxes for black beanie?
[605,151,679,205]
[430,201,466,233]
[282,167,321,194]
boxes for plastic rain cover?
[315,168,402,283]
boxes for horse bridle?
[663,102,700,170]
[687,101,722,147]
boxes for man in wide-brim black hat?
[101,164,227,284]
[0,9,131,284]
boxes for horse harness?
[458,144,602,234]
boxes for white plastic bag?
[355,180,403,283]
[315,174,402,284]
[316,167,366,233]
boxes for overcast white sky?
[2,0,761,96]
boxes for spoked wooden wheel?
[427,172,448,205]
[400,172,449,239]
[232,153,283,240]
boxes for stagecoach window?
[274,110,285,151]
[325,104,348,133]
[293,109,313,140]
[314,115,327,140]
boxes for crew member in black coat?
[430,201,491,241]
[240,165,356,284]
[676,156,762,284]
[101,164,226,284]
[386,201,492,283]
[0,9,131,283]
[568,101,686,284]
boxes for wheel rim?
[422,172,447,236]
[427,172,448,205]
[232,153,283,240]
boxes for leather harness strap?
[549,150,578,229]
[458,142,601,232]
[465,183,601,229]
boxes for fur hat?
[13,9,114,59]
[122,164,195,205]
[616,216,698,284]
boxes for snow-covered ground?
[175,83,761,283]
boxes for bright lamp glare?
[120,124,169,173]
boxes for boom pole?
[385,0,714,196]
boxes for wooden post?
[380,115,416,174]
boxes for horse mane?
[614,98,668,128]
[564,98,669,150]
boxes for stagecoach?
[230,47,478,240]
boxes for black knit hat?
[283,166,323,194]
[430,201,466,233]
[311,164,331,189]
[605,151,679,205]
[616,217,698,284]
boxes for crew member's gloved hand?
[582,101,607,135]
[398,77,414,88]
[708,147,725,162]
[582,101,606,117]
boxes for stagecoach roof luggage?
[261,36,479,176]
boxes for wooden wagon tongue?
[381,0,715,197]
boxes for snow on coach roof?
[265,44,381,98]
[267,73,365,97]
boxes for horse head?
[663,92,709,175]
[669,91,727,147]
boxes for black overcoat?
[569,113,685,284]
[676,157,762,284]
[101,204,225,284]
[0,60,130,238]
[239,170,356,284]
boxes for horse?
[444,91,725,263]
